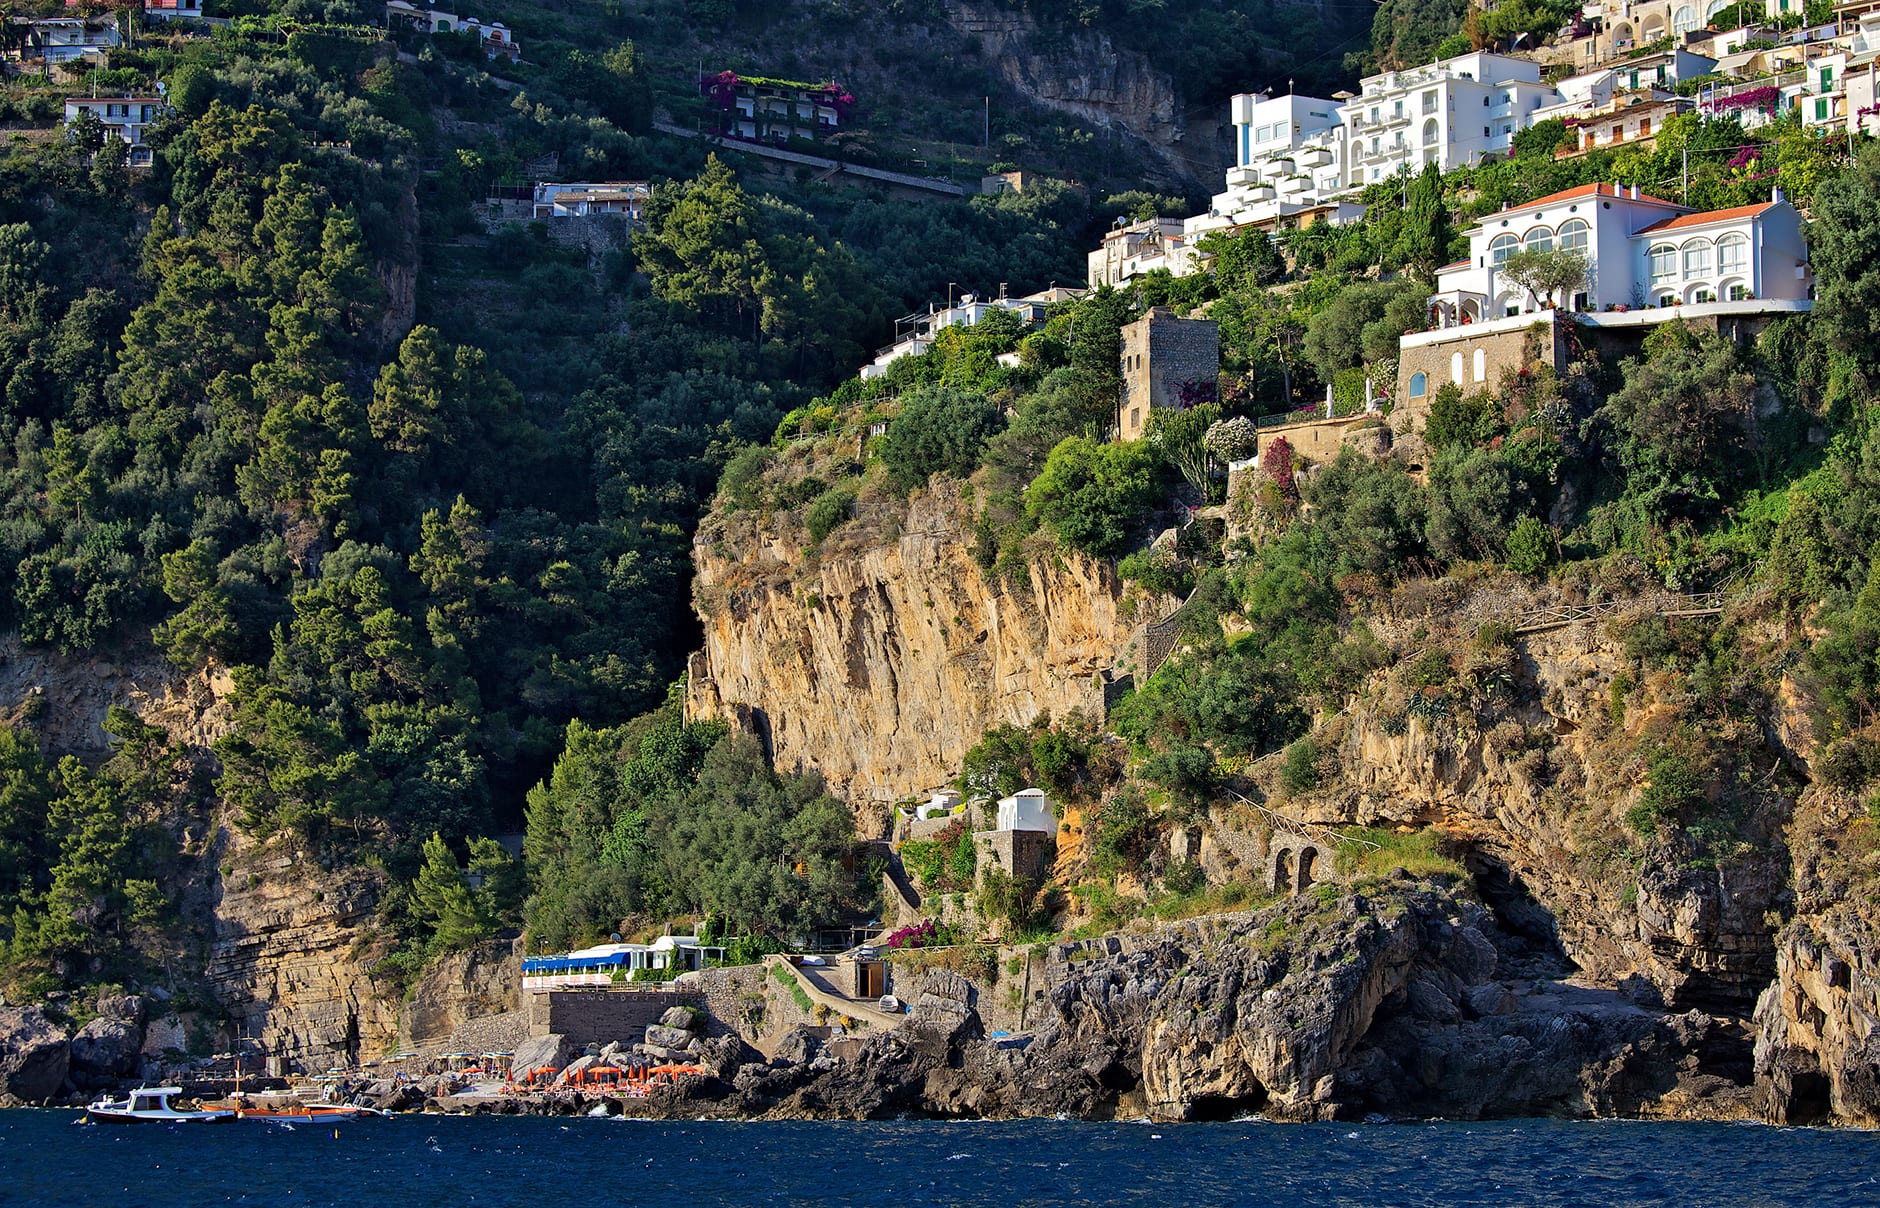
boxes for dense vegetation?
[4,0,1880,1005]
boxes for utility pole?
[1682,147,1688,203]
[983,96,989,148]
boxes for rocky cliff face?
[687,480,1134,807]
[597,882,1752,1123]
[203,827,402,1068]
[1311,614,1790,1020]
[941,0,1211,189]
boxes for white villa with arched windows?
[1426,181,1810,325]
[1400,182,1812,410]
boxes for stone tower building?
[1117,307,1220,442]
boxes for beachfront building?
[522,935,718,990]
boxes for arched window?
[1472,349,1487,382]
[1717,232,1749,275]
[1451,352,1465,385]
[1422,118,1439,145]
[1649,243,1676,285]
[1558,218,1589,254]
[1673,5,1698,34]
[1682,238,1712,278]
[1705,0,1731,15]
[1410,371,1428,397]
[1490,234,1519,266]
[1523,226,1553,253]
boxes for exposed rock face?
[688,480,1132,805]
[399,938,521,1052]
[1751,790,1880,1126]
[0,1006,70,1102]
[643,885,1755,1122]
[70,1018,144,1084]
[1327,619,1788,1016]
[942,0,1208,189]
[204,828,400,1069]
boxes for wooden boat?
[233,1102,390,1121]
[86,1086,235,1123]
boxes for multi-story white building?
[62,95,167,166]
[1087,218,1191,288]
[1337,52,1559,187]
[1427,182,1810,324]
[858,287,1073,381]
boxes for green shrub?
[1118,547,1191,597]
[804,486,855,544]
[1279,736,1320,795]
[1625,743,1706,837]
[1505,515,1552,575]
[879,387,1004,494]
[1026,436,1165,559]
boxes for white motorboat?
[86,1085,235,1123]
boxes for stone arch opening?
[1297,846,1319,891]
[1273,847,1293,895]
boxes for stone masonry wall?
[1119,307,1219,440]
[1395,320,1560,415]
[526,989,701,1046]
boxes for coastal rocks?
[1752,907,1880,1125]
[674,884,1754,1124]
[511,1033,577,1078]
[70,1019,143,1083]
[687,478,1131,806]
[0,1006,70,1102]
[643,1024,694,1050]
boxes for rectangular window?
[1729,284,1748,300]
[1683,243,1711,277]
[1639,117,1651,137]
[1422,90,1437,114]
[1718,237,1748,274]
[1394,100,1404,118]
[1821,67,1834,89]
[1816,98,1829,121]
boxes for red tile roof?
[1633,202,1776,234]
[1488,182,1683,218]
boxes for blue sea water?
[2,1111,1877,1208]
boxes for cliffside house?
[700,70,851,145]
[857,286,1074,381]
[383,0,519,60]
[1116,308,1221,443]
[1401,183,1812,407]
[143,0,206,20]
[63,94,168,166]
[13,17,119,65]
[531,180,649,220]
[1087,217,1189,288]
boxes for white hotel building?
[1095,52,1582,286]
[1426,182,1811,323]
